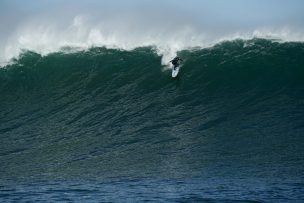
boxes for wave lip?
[2,38,304,89]
[1,12,304,66]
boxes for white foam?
[1,12,304,67]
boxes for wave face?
[1,39,304,201]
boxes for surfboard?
[172,66,180,78]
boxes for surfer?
[170,56,183,70]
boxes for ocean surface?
[0,39,304,202]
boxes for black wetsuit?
[171,57,183,70]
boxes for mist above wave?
[1,1,304,66]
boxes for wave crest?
[2,13,304,67]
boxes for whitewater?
[1,0,304,66]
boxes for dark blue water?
[2,178,303,202]
[0,39,304,202]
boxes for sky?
[1,0,303,25]
[0,0,304,65]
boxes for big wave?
[0,38,304,183]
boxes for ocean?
[0,38,304,202]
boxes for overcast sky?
[1,0,304,26]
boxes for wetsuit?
[171,57,183,70]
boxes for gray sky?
[1,0,303,24]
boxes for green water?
[1,39,304,202]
